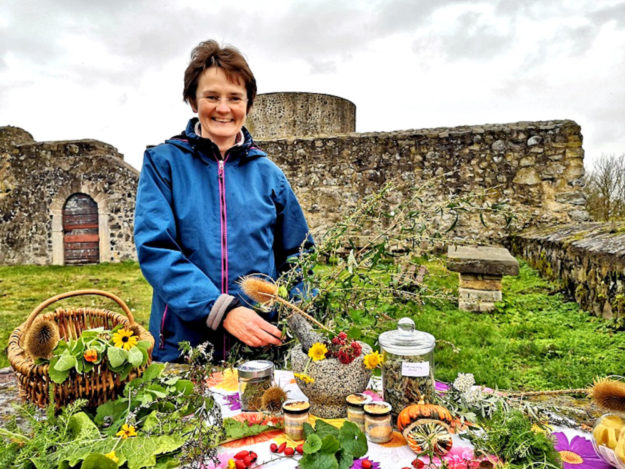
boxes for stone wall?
[0,126,138,265]
[1,119,588,265]
[509,223,625,320]
[258,119,587,241]
[247,92,356,139]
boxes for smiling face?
[192,67,248,152]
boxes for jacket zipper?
[159,304,168,349]
[218,158,229,294]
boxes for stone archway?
[50,183,110,265]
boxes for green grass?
[1,259,622,392]
[408,258,625,391]
[0,261,152,368]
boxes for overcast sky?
[1,0,624,171]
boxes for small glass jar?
[237,360,274,411]
[346,393,372,431]
[282,399,310,441]
[379,318,435,425]
[364,401,393,444]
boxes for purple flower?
[553,432,611,469]
[224,392,241,411]
[435,380,450,392]
[350,457,381,469]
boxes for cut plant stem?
[253,291,331,333]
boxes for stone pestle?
[286,313,324,354]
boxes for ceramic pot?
[291,342,372,418]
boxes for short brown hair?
[183,40,257,112]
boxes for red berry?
[338,331,347,340]
[270,443,278,453]
[284,447,295,456]
[249,451,257,461]
[234,450,250,460]
[277,442,287,453]
[361,459,373,469]
[234,460,246,469]
[296,444,304,454]
[412,459,425,469]
[243,455,254,466]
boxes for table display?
[205,369,607,469]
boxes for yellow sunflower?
[294,372,315,384]
[116,423,137,439]
[308,342,328,361]
[363,351,382,370]
[104,450,119,463]
[112,328,138,351]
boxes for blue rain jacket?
[134,118,313,362]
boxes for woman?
[134,40,313,363]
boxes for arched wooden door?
[63,193,99,264]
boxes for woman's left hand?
[223,306,283,347]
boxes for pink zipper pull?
[218,159,224,176]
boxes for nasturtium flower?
[294,372,315,384]
[363,351,382,369]
[116,423,137,439]
[112,328,138,351]
[308,342,328,361]
[83,349,98,363]
[104,450,119,463]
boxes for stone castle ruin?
[1,92,622,320]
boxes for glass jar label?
[401,361,429,377]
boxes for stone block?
[459,273,502,290]
[459,288,502,303]
[447,246,519,276]
[458,300,497,312]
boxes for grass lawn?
[0,260,152,369]
[1,259,622,391]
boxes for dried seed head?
[239,275,278,304]
[261,385,288,413]
[24,318,60,360]
[589,377,625,412]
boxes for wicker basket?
[8,289,154,409]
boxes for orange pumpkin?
[397,399,454,432]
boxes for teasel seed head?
[24,318,60,360]
[261,385,288,413]
[239,275,278,305]
[589,377,625,412]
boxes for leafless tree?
[584,153,625,221]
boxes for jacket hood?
[165,117,266,163]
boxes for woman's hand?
[223,306,283,347]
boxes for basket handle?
[24,289,136,333]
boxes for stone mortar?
[290,342,372,418]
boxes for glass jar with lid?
[237,360,274,411]
[378,317,435,425]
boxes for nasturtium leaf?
[135,340,151,351]
[95,399,127,426]
[337,449,355,469]
[68,412,100,440]
[48,361,70,384]
[146,383,168,398]
[75,359,84,373]
[319,434,340,454]
[142,363,165,382]
[299,452,339,469]
[313,419,340,440]
[173,379,194,395]
[81,453,118,469]
[338,421,367,458]
[107,347,127,368]
[303,433,322,453]
[54,351,77,372]
[303,422,315,439]
[142,411,160,432]
[128,346,143,367]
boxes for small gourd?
[403,418,453,456]
[397,398,454,432]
